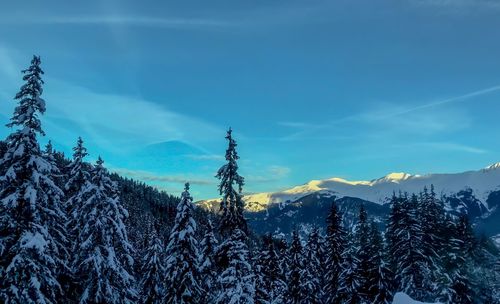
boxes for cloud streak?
[112,168,214,186]
[279,84,500,141]
[31,15,235,29]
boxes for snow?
[201,162,500,212]
[392,292,441,304]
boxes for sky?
[1,0,500,199]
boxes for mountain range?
[200,163,500,239]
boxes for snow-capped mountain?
[236,162,500,212]
[199,163,500,236]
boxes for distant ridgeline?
[1,55,499,304]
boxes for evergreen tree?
[393,194,429,301]
[139,222,166,304]
[0,55,67,303]
[254,234,287,304]
[385,192,403,274]
[418,186,447,299]
[216,128,247,236]
[216,228,255,304]
[164,183,202,304]
[353,205,372,303]
[337,237,361,304]
[73,157,136,304]
[302,227,324,304]
[443,215,474,304]
[287,229,304,304]
[65,137,90,221]
[199,219,218,303]
[368,222,394,304]
[324,202,347,304]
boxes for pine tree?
[418,186,447,299]
[353,205,372,303]
[254,234,287,304]
[139,222,166,304]
[393,194,429,301]
[337,237,362,304]
[65,137,90,221]
[302,227,324,304]
[0,55,67,303]
[324,202,347,304]
[164,183,202,304]
[199,219,218,303]
[443,215,474,304]
[368,222,394,304]
[216,228,255,304]
[73,157,136,304]
[216,128,247,236]
[287,229,304,304]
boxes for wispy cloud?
[184,154,224,161]
[408,142,488,154]
[245,165,291,183]
[25,15,235,29]
[278,84,500,141]
[112,168,214,186]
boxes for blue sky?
[1,0,500,199]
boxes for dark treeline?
[0,56,499,304]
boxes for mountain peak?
[373,172,414,184]
[485,162,500,171]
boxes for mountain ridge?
[200,162,500,213]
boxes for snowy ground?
[392,292,441,304]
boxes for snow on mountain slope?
[233,163,500,212]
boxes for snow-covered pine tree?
[73,157,136,304]
[418,186,447,299]
[286,229,305,304]
[42,140,71,289]
[324,202,347,304]
[65,137,90,221]
[442,214,474,304]
[368,221,394,304]
[393,193,429,301]
[139,221,166,304]
[301,227,324,304]
[353,205,372,303]
[254,234,287,304]
[199,219,218,303]
[216,228,255,304]
[164,182,202,304]
[337,236,362,304]
[385,192,404,274]
[216,128,247,236]
[0,55,67,303]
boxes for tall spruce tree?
[0,56,67,303]
[353,205,372,303]
[199,219,218,303]
[368,221,394,304]
[337,236,362,304]
[254,234,287,304]
[393,194,429,301]
[164,183,202,304]
[302,227,324,304]
[324,202,347,304]
[139,222,166,304]
[73,157,136,304]
[216,228,255,304]
[216,128,247,236]
[287,229,305,304]
[65,137,90,221]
